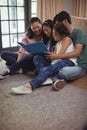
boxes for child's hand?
[44,52,58,60]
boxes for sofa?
[71,16,87,38]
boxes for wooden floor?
[69,74,87,90]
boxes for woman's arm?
[16,32,30,62]
[17,52,24,62]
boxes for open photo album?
[18,41,48,55]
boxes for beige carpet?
[0,60,87,130]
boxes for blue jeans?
[33,55,86,82]
[1,51,18,66]
[9,55,35,73]
[30,59,75,89]
[58,66,86,81]
[33,55,51,73]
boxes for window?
[31,0,37,17]
[0,0,25,50]
[0,0,37,51]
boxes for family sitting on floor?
[0,11,87,95]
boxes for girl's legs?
[11,59,75,94]
[0,55,35,76]
[30,59,75,89]
[1,51,18,66]
[21,55,36,73]
[33,55,51,73]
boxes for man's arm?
[46,44,83,60]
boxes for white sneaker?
[42,78,53,85]
[11,85,32,94]
[0,74,5,80]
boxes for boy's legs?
[52,66,86,90]
[52,65,86,91]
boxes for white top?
[51,40,77,65]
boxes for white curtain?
[37,0,64,21]
[73,0,87,17]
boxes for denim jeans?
[33,55,51,73]
[58,66,86,81]
[9,55,35,74]
[33,55,86,82]
[30,59,75,89]
[1,51,18,66]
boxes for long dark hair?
[42,19,55,44]
[26,17,42,39]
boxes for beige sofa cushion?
[71,16,87,38]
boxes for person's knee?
[33,55,43,63]
[58,67,70,80]
[33,55,40,61]
[0,51,7,59]
[58,66,86,81]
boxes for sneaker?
[15,69,23,74]
[53,79,66,91]
[1,69,10,76]
[11,84,32,94]
[42,78,53,86]
[0,74,5,80]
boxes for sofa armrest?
[71,16,87,38]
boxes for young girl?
[33,19,55,74]
[11,23,77,94]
